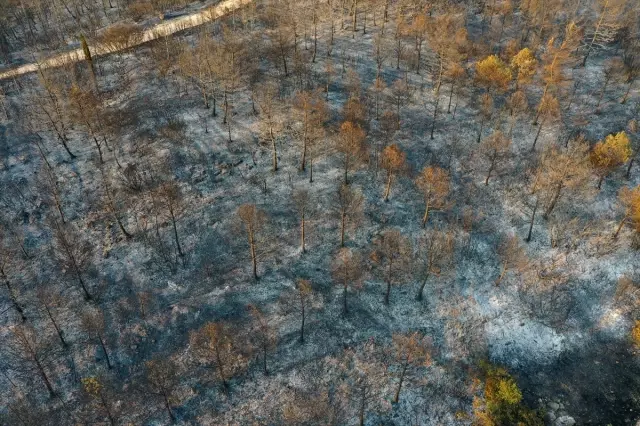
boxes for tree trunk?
[300,299,305,343]
[262,345,268,375]
[343,281,348,313]
[614,215,627,238]
[2,272,26,322]
[485,154,496,185]
[383,173,392,201]
[384,280,391,305]
[421,199,431,227]
[169,209,184,257]
[532,118,545,151]
[249,228,258,280]
[543,182,563,219]
[271,128,278,172]
[359,385,366,426]
[416,272,429,301]
[340,211,346,247]
[98,336,113,369]
[430,81,441,139]
[300,211,306,253]
[447,81,455,113]
[393,363,407,403]
[162,392,176,423]
[35,356,56,397]
[526,197,538,242]
[45,304,66,347]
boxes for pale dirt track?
[0,0,253,81]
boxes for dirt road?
[0,0,253,81]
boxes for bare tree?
[478,130,512,185]
[256,81,284,172]
[537,136,591,219]
[332,248,365,314]
[280,278,322,343]
[415,166,450,227]
[293,189,312,253]
[0,244,27,322]
[237,204,267,280]
[333,184,365,247]
[371,229,412,305]
[246,304,277,375]
[189,321,247,390]
[144,358,180,423]
[381,144,407,201]
[415,229,454,301]
[81,307,113,369]
[50,220,94,300]
[81,376,117,426]
[495,234,529,286]
[156,181,185,258]
[292,90,328,173]
[390,332,431,403]
[337,121,368,184]
[5,324,57,396]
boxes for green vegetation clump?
[473,363,544,426]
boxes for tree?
[67,85,107,163]
[51,220,94,300]
[293,189,312,253]
[5,324,57,397]
[157,181,185,258]
[144,358,180,423]
[280,278,322,343]
[256,81,284,172]
[415,229,454,301]
[590,131,632,189]
[332,184,365,247]
[415,166,450,227]
[537,136,591,219]
[479,131,512,185]
[510,47,537,90]
[381,144,406,201]
[475,55,512,94]
[476,93,494,143]
[371,229,412,305]
[337,121,367,184]
[531,93,560,151]
[237,204,267,280]
[370,76,387,120]
[495,235,529,286]
[292,90,328,173]
[264,5,295,76]
[331,342,385,426]
[332,248,365,313]
[189,321,246,389]
[582,0,627,66]
[390,332,432,403]
[506,90,527,137]
[534,22,581,123]
[81,376,117,426]
[595,58,623,109]
[99,165,132,239]
[389,78,411,130]
[614,185,640,238]
[246,304,277,375]
[81,308,113,369]
[36,287,67,348]
[0,245,27,322]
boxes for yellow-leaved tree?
[590,131,632,189]
[475,55,512,94]
[510,48,537,90]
